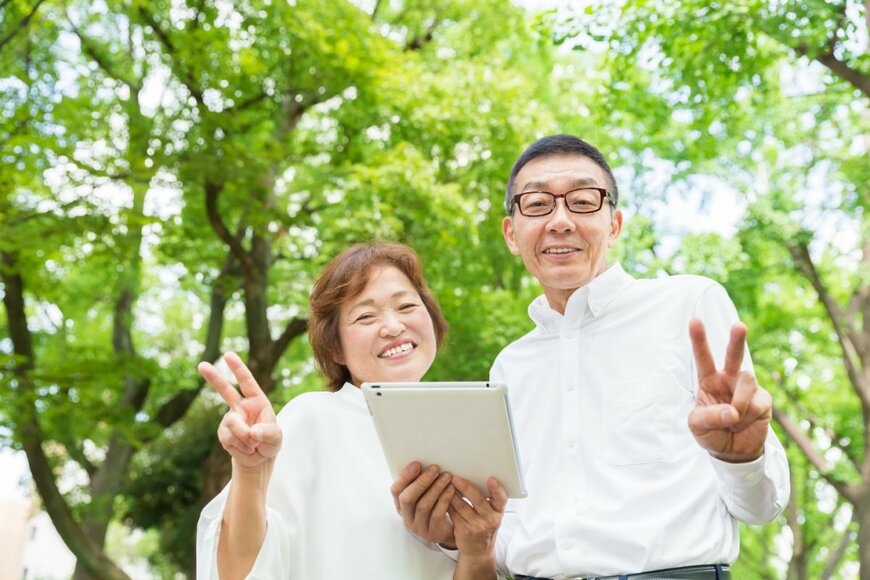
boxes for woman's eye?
[354,314,376,323]
[399,303,419,311]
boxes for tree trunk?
[2,251,131,580]
[856,497,870,579]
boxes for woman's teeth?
[380,343,414,358]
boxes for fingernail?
[439,472,451,482]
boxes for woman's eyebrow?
[346,291,416,313]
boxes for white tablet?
[361,381,526,498]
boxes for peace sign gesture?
[688,319,772,463]
[198,352,283,469]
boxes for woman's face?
[337,265,438,386]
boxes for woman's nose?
[379,313,405,337]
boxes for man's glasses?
[509,188,616,217]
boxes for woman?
[196,242,505,579]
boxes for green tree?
[0,0,570,575]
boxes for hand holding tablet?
[362,381,526,498]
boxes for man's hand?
[198,352,283,470]
[688,319,772,463]
[390,462,456,548]
[449,476,507,561]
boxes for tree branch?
[771,407,853,501]
[0,0,48,53]
[777,377,862,472]
[371,0,383,19]
[136,6,204,105]
[66,155,133,182]
[152,251,239,430]
[61,436,97,477]
[788,241,868,410]
[791,43,870,99]
[405,17,440,51]
[204,179,256,276]
[66,15,142,93]
[820,525,856,579]
[269,317,307,369]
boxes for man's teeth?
[545,248,576,254]
[381,343,414,358]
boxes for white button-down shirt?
[492,263,789,579]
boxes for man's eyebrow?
[520,177,600,192]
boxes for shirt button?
[562,541,573,550]
[565,384,574,391]
[567,441,575,448]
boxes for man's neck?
[543,287,578,315]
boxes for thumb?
[487,478,509,513]
[251,423,282,448]
[688,404,739,435]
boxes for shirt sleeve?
[691,282,790,524]
[489,356,521,575]
[195,484,292,579]
[494,500,520,576]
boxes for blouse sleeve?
[195,483,293,579]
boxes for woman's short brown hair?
[308,242,448,391]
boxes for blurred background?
[0,0,866,578]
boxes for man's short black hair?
[505,134,619,214]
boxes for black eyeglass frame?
[508,187,617,217]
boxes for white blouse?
[196,383,456,579]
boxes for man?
[392,134,790,579]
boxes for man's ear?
[607,209,623,248]
[502,216,520,255]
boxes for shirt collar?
[336,382,366,408]
[528,262,634,333]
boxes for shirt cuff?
[438,545,460,563]
[707,451,767,488]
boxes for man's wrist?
[456,553,497,579]
[709,449,764,464]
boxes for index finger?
[451,475,488,508]
[390,462,423,501]
[689,318,716,380]
[224,352,266,399]
[723,323,747,377]
[198,361,242,409]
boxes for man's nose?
[546,198,577,232]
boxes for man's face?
[503,153,622,313]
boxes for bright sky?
[0,447,29,499]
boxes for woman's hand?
[198,352,283,469]
[449,477,507,580]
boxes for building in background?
[0,498,76,580]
